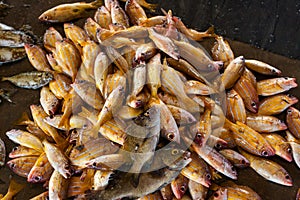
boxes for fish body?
[257,77,297,96]
[188,180,208,200]
[0,138,5,166]
[43,27,63,52]
[245,59,281,75]
[240,149,293,186]
[93,170,114,191]
[94,6,112,29]
[226,89,246,123]
[40,86,59,115]
[9,146,40,158]
[24,44,52,72]
[0,47,26,65]
[0,23,14,31]
[27,153,54,183]
[48,170,69,200]
[2,71,53,89]
[246,115,287,133]
[125,0,147,25]
[146,53,161,97]
[0,30,32,47]
[39,0,103,23]
[211,36,234,67]
[221,56,245,89]
[84,17,101,42]
[111,0,130,27]
[219,149,250,168]
[7,156,38,178]
[286,131,300,169]
[286,107,300,138]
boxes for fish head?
[287,107,300,118]
[282,172,293,186]
[171,175,188,199]
[270,67,281,75]
[133,104,160,128]
[210,188,227,200]
[27,168,48,183]
[61,163,73,179]
[285,94,299,105]
[284,77,298,87]
[248,100,259,113]
[260,146,275,157]
[38,11,58,23]
[280,144,293,162]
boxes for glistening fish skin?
[286,107,300,139]
[257,77,297,96]
[2,71,53,89]
[0,30,32,47]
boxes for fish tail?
[1,77,8,82]
[6,179,25,198]
[91,0,104,8]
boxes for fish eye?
[271,69,277,73]
[168,133,175,140]
[285,175,291,179]
[180,186,186,192]
[12,146,19,151]
[208,64,214,69]
[261,150,268,156]
[251,102,257,107]
[196,133,202,138]
[92,162,97,167]
[34,176,42,181]
[284,77,289,80]
[241,159,246,164]
[287,147,292,153]
[214,192,219,197]
[206,173,211,180]
[215,143,221,149]
[172,149,179,155]
[231,166,236,171]
[287,109,292,113]
[9,163,16,169]
[64,165,70,170]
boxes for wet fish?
[9,146,41,158]
[139,15,166,27]
[221,56,245,89]
[93,170,114,191]
[125,0,147,25]
[184,80,214,95]
[257,77,297,96]
[167,105,196,125]
[43,140,72,179]
[84,17,101,42]
[24,44,52,72]
[262,133,292,162]
[188,180,208,200]
[258,94,298,115]
[6,129,44,152]
[40,86,59,116]
[0,30,32,47]
[87,146,191,200]
[219,149,250,168]
[286,131,300,169]
[94,6,112,29]
[146,53,161,97]
[27,153,54,183]
[1,71,53,89]
[286,107,300,138]
[1,179,25,200]
[246,115,287,133]
[85,153,127,170]
[0,47,26,65]
[43,27,63,52]
[48,170,69,200]
[209,188,227,200]
[245,59,281,75]
[240,148,293,186]
[64,23,89,48]
[0,138,5,166]
[226,89,246,123]
[39,0,103,23]
[171,174,189,199]
[7,156,38,178]
[211,35,234,68]
[121,0,157,12]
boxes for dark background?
[0,0,300,199]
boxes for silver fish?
[0,47,26,65]
[2,71,53,89]
[0,30,32,47]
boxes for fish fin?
[1,77,8,81]
[15,112,34,126]
[131,173,140,188]
[4,179,25,199]
[205,25,215,35]
[91,0,103,8]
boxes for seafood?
[0,47,26,65]
[245,59,281,75]
[286,131,300,169]
[40,86,59,116]
[211,36,234,67]
[221,56,245,89]
[24,44,52,72]
[286,107,300,138]
[9,146,41,158]
[7,156,38,177]
[257,77,297,96]
[0,30,32,47]
[246,115,287,133]
[219,149,250,168]
[226,89,246,123]
[0,138,5,166]
[94,6,112,29]
[27,153,54,183]
[1,71,53,89]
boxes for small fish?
[0,138,5,166]
[94,6,112,29]
[9,146,40,158]
[214,128,236,149]
[246,115,287,133]
[219,149,250,168]
[64,23,89,48]
[81,40,101,75]
[257,77,297,96]
[139,15,167,27]
[286,131,300,169]
[85,154,127,170]
[39,0,103,23]
[24,44,52,72]
[7,156,38,178]
[245,59,281,75]
[0,47,26,65]
[184,80,214,96]
[240,148,293,186]
[188,180,208,200]
[221,56,245,89]
[49,73,72,99]
[29,191,49,200]
[93,170,114,191]
[27,153,54,183]
[226,89,246,123]
[167,105,196,125]
[110,0,130,27]
[258,94,298,115]
[1,178,25,200]
[43,140,72,179]
[121,0,157,12]
[84,17,101,42]
[48,170,69,200]
[2,71,53,89]
[171,174,189,199]
[134,42,157,63]
[149,28,179,60]
[105,46,129,74]
[43,27,63,52]
[67,175,93,198]
[40,86,59,116]
[125,0,148,25]
[286,107,300,138]
[130,62,147,97]
[6,129,44,152]
[263,133,292,162]
[0,30,32,47]
[211,35,234,68]
[146,53,162,97]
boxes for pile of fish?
[1,0,300,199]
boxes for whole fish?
[188,180,208,200]
[49,73,72,99]
[184,80,214,95]
[48,170,69,200]
[286,131,300,169]
[40,86,59,116]
[43,27,63,52]
[219,149,250,168]
[0,30,32,47]
[39,0,103,23]
[246,115,287,133]
[94,6,112,29]
[125,0,147,25]
[111,0,130,27]
[226,89,246,123]
[1,179,25,200]
[258,94,298,115]
[286,107,300,138]
[43,140,72,179]
[0,47,26,65]
[225,119,275,157]
[262,133,292,162]
[9,146,40,158]
[181,153,211,187]
[105,46,129,74]
[171,174,189,199]
[6,129,44,152]
[245,59,281,75]
[134,42,157,63]
[146,53,162,97]
[84,17,101,42]
[64,23,89,48]
[257,77,297,96]
[7,156,38,178]
[1,71,53,89]
[130,62,147,97]
[27,153,54,183]
[211,35,234,68]
[24,44,52,72]
[139,16,167,27]
[239,149,293,186]
[85,153,127,170]
[0,138,5,166]
[86,146,191,200]
[117,106,143,120]
[221,56,245,89]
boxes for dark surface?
[0,0,299,199]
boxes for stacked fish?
[1,0,300,199]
